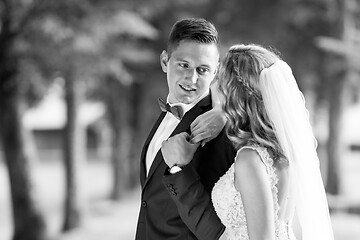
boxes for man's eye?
[197,68,209,74]
[179,63,188,68]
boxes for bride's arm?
[234,149,276,240]
[190,81,226,145]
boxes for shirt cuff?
[163,165,200,195]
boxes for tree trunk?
[0,18,46,238]
[129,82,141,188]
[62,76,85,231]
[110,115,132,200]
[325,0,352,195]
[106,77,133,200]
[326,72,347,195]
[0,92,46,240]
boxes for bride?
[209,44,334,239]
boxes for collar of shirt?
[166,90,210,117]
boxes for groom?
[135,18,235,240]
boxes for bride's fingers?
[189,131,211,145]
[190,119,200,133]
[190,127,204,140]
[186,137,201,148]
[190,125,207,139]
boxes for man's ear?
[160,50,168,73]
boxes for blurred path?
[1,156,360,240]
[0,160,141,240]
[55,188,140,240]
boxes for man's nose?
[186,69,198,83]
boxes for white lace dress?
[211,146,296,240]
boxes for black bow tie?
[158,98,183,120]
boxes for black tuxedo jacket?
[135,95,235,240]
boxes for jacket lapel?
[139,112,166,187]
[143,95,212,190]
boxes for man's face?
[160,40,219,104]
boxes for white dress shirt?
[145,91,209,176]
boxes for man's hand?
[161,132,200,168]
[190,108,226,146]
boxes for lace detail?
[211,146,296,240]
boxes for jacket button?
[142,201,147,208]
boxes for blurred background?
[0,0,359,240]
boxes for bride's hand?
[190,81,227,146]
[190,108,226,146]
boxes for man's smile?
[179,83,196,92]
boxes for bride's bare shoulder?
[234,147,264,173]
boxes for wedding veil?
[259,60,334,240]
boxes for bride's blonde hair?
[218,44,287,163]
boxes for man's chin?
[172,92,203,104]
[178,96,198,104]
